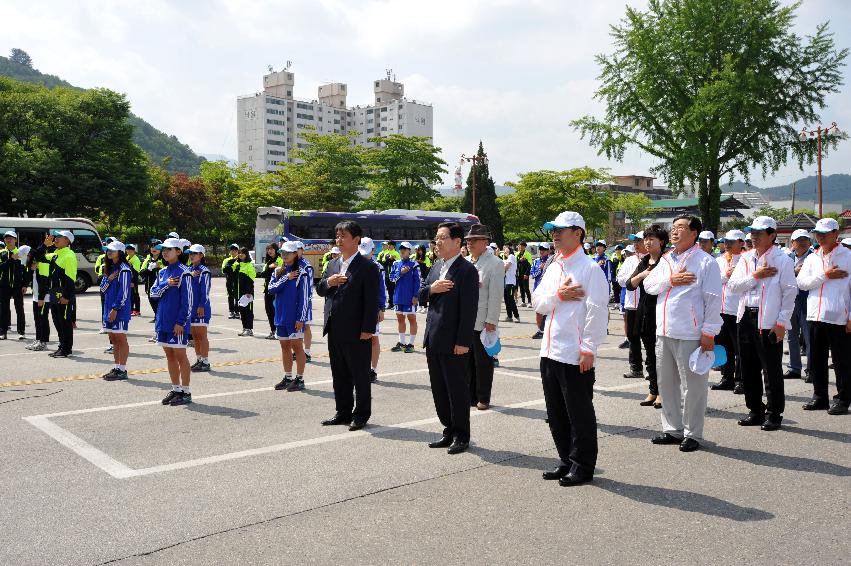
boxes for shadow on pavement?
[594,478,775,522]
[183,402,259,420]
[707,445,851,476]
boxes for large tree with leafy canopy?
[571,0,847,232]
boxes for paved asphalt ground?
[1,279,849,565]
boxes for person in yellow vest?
[126,243,142,316]
[0,230,27,340]
[26,248,52,351]
[33,231,78,357]
[235,246,257,336]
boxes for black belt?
[744,307,760,316]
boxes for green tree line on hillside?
[0,50,205,175]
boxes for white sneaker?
[147,335,157,343]
[104,345,114,354]
[31,342,47,351]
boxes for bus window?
[71,229,102,263]
[288,217,338,240]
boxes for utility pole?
[800,122,841,216]
[460,151,488,217]
[791,182,796,214]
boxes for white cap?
[188,244,206,254]
[17,245,31,258]
[543,211,586,231]
[106,240,126,252]
[745,233,752,241]
[841,237,851,246]
[358,237,375,255]
[625,244,636,253]
[790,229,812,241]
[55,230,75,243]
[595,240,606,247]
[813,217,840,233]
[538,242,551,250]
[745,216,777,231]
[724,229,746,242]
[331,246,341,254]
[583,243,591,250]
[281,241,299,253]
[698,230,715,241]
[295,241,305,249]
[167,231,180,239]
[161,238,183,249]
[688,346,715,375]
[3,230,17,239]
[399,241,413,250]
[489,242,498,249]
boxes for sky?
[2,0,850,190]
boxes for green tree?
[273,130,368,211]
[462,142,504,245]
[421,195,464,212]
[362,135,447,209]
[613,192,653,231]
[498,167,613,241]
[9,48,31,68]
[0,77,147,217]
[572,0,848,232]
[201,160,279,244]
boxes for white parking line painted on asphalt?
[21,355,545,479]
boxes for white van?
[0,217,103,292]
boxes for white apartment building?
[237,70,433,172]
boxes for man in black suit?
[419,222,479,454]
[316,220,380,431]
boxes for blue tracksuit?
[530,257,547,289]
[389,258,421,306]
[374,259,386,311]
[298,257,314,322]
[149,262,193,332]
[190,264,212,322]
[100,262,133,323]
[592,254,613,283]
[268,264,310,333]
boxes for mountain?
[722,174,851,208]
[0,53,205,175]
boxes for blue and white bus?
[255,207,480,277]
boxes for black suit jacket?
[316,252,379,342]
[419,255,479,354]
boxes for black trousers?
[716,313,742,384]
[504,285,519,319]
[328,334,372,422]
[540,357,597,473]
[32,301,50,342]
[640,333,658,395]
[385,278,396,309]
[468,332,494,404]
[264,293,276,333]
[226,279,236,314]
[808,321,851,405]
[625,309,642,374]
[518,277,531,304]
[0,286,25,335]
[738,310,784,418]
[427,351,471,442]
[50,301,73,353]
[239,302,254,329]
[131,284,140,312]
[148,296,159,320]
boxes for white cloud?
[0,0,848,190]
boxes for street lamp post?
[460,152,488,217]
[800,122,841,217]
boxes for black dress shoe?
[733,383,744,395]
[428,435,453,448]
[783,370,801,380]
[321,414,352,426]
[542,465,571,480]
[761,420,782,431]
[559,470,593,486]
[710,380,735,391]
[651,433,682,445]
[827,401,850,415]
[348,420,367,431]
[622,372,643,379]
[447,440,469,455]
[679,438,700,452]
[738,413,765,427]
[802,399,829,411]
